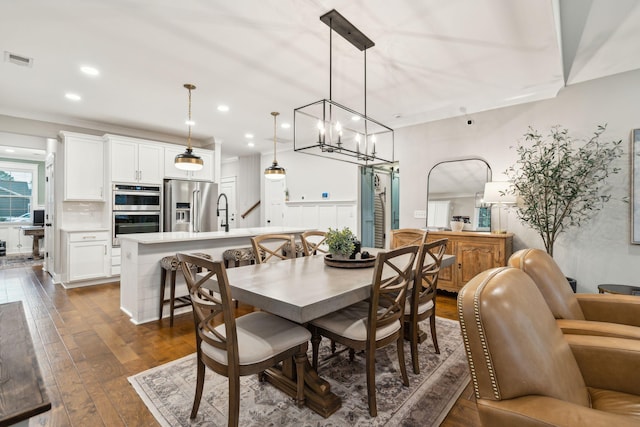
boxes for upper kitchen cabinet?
[164,145,214,181]
[60,132,105,201]
[106,135,164,184]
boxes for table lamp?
[483,181,517,233]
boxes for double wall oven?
[112,184,162,246]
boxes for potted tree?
[505,124,623,260]
[325,227,358,259]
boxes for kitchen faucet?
[217,193,229,232]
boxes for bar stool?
[159,252,212,326]
[283,241,305,258]
[222,247,258,268]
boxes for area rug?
[128,317,469,427]
[0,254,43,270]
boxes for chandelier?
[264,111,286,180]
[294,9,394,166]
[175,83,204,171]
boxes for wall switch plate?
[414,210,426,219]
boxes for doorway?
[264,178,285,226]
[360,163,399,248]
[44,153,55,276]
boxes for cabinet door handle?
[458,263,462,269]
[138,170,142,181]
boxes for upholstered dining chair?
[459,266,640,426]
[300,230,328,256]
[176,253,311,427]
[508,248,640,339]
[310,245,419,417]
[251,233,296,264]
[404,238,448,374]
[389,228,427,249]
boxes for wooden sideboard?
[427,231,514,293]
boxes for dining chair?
[389,228,427,249]
[251,234,296,264]
[300,230,328,256]
[404,238,448,374]
[310,245,419,417]
[176,253,311,427]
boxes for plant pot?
[566,277,577,293]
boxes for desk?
[21,226,44,259]
[207,252,455,417]
[598,284,640,295]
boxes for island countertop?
[118,226,310,244]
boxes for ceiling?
[1,0,640,161]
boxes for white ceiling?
[1,0,640,161]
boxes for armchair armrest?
[577,294,640,327]
[478,396,639,427]
[565,334,640,396]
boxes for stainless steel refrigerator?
[164,179,218,232]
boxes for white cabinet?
[108,135,164,184]
[64,230,110,282]
[60,132,105,201]
[164,145,214,181]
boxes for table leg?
[32,236,41,259]
[263,356,341,418]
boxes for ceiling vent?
[4,51,34,67]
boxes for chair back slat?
[390,228,427,249]
[413,239,448,308]
[177,253,239,365]
[301,230,328,256]
[369,245,418,332]
[251,234,296,263]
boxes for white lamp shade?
[483,181,516,204]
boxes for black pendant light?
[175,83,203,171]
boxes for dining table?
[203,251,455,417]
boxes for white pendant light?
[264,111,286,180]
[175,83,204,171]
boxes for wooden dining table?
[204,251,455,417]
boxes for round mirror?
[426,158,492,231]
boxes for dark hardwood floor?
[0,266,480,426]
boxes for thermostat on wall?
[322,192,329,199]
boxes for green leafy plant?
[505,124,623,257]
[325,227,356,257]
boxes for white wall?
[396,69,640,293]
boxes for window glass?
[0,168,33,222]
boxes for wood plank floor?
[0,266,480,426]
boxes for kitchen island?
[119,226,309,324]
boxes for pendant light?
[264,111,286,180]
[175,83,204,171]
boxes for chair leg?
[410,320,420,375]
[397,335,410,387]
[159,268,167,320]
[294,350,307,407]
[190,357,206,419]
[311,327,321,371]
[365,349,377,417]
[228,374,241,427]
[169,270,177,327]
[430,313,440,354]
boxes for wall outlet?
[414,210,426,219]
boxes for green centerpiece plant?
[505,124,623,257]
[325,227,357,259]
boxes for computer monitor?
[33,209,45,226]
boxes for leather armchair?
[458,267,640,426]
[508,248,640,339]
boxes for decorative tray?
[324,254,375,269]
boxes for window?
[0,162,38,223]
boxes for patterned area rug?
[0,254,43,270]
[128,317,469,427]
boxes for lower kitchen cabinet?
[63,230,110,282]
[426,231,513,293]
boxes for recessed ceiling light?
[281,123,291,129]
[80,66,99,76]
[185,119,195,126]
[247,142,255,147]
[217,105,229,112]
[245,133,254,139]
[65,93,81,101]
